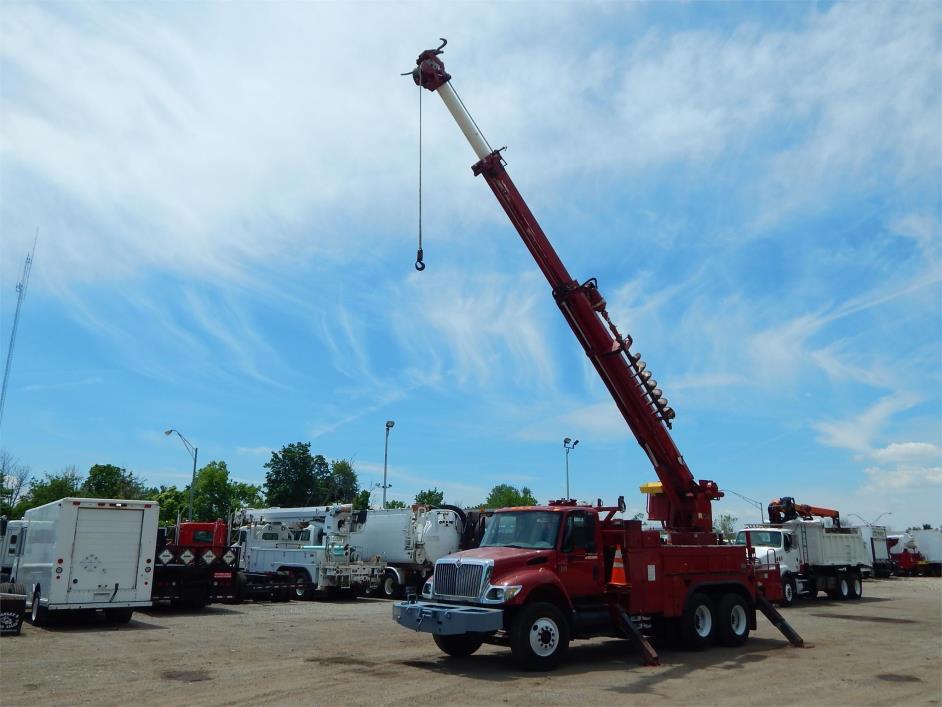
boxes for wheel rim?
[729,604,747,636]
[31,593,39,622]
[694,605,712,638]
[529,617,559,657]
[840,578,849,596]
[384,577,396,596]
[295,581,306,598]
[784,582,793,602]
[854,577,862,595]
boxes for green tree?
[482,484,538,508]
[325,459,359,503]
[415,487,445,506]
[24,467,83,508]
[153,485,188,525]
[352,489,372,511]
[385,500,407,509]
[192,461,264,521]
[264,443,319,507]
[82,464,148,499]
[714,513,738,540]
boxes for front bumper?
[393,600,504,636]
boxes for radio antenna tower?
[0,231,38,428]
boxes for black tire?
[836,574,851,601]
[104,608,134,624]
[714,593,751,647]
[679,592,715,651]
[509,602,570,671]
[229,572,247,604]
[780,575,797,607]
[433,633,483,658]
[29,589,50,627]
[848,573,862,600]
[382,572,402,599]
[293,570,314,600]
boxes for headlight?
[483,584,522,604]
[422,580,433,599]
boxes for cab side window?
[561,512,597,554]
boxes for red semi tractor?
[152,520,242,606]
[392,41,804,670]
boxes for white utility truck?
[233,505,384,599]
[0,518,27,581]
[912,528,942,576]
[348,506,465,598]
[856,525,892,578]
[8,498,159,625]
[735,520,870,606]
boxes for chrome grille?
[434,561,486,599]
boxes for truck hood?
[450,546,554,576]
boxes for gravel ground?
[1,576,939,706]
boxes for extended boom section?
[413,44,721,539]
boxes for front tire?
[433,633,483,657]
[680,592,715,650]
[714,593,750,647]
[780,575,796,607]
[509,602,570,671]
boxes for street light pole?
[165,429,198,521]
[563,437,579,499]
[383,420,395,508]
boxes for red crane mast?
[411,42,721,540]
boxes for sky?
[1,1,940,530]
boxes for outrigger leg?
[614,605,660,666]
[756,594,806,647]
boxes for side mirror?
[0,516,7,537]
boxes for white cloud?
[870,442,942,466]
[862,464,942,492]
[814,393,922,454]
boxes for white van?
[9,498,159,624]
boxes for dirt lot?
[1,577,939,706]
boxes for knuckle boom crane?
[393,40,804,670]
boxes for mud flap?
[614,606,660,666]
[756,593,806,647]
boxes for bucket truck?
[391,41,803,670]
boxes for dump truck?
[856,525,892,578]
[912,529,942,576]
[735,520,871,605]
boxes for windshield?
[734,530,782,548]
[480,511,562,549]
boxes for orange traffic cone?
[610,545,627,585]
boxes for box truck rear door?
[68,508,144,598]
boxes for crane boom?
[0,235,37,428]
[411,43,721,537]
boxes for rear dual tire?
[679,592,750,650]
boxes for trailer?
[912,529,942,576]
[152,520,242,607]
[233,504,384,599]
[856,525,892,578]
[348,506,465,598]
[8,497,159,625]
[735,520,871,605]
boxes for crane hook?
[415,248,425,271]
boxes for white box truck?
[857,525,892,578]
[348,506,465,598]
[8,498,159,625]
[735,519,871,606]
[912,529,942,576]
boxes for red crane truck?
[392,41,804,670]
